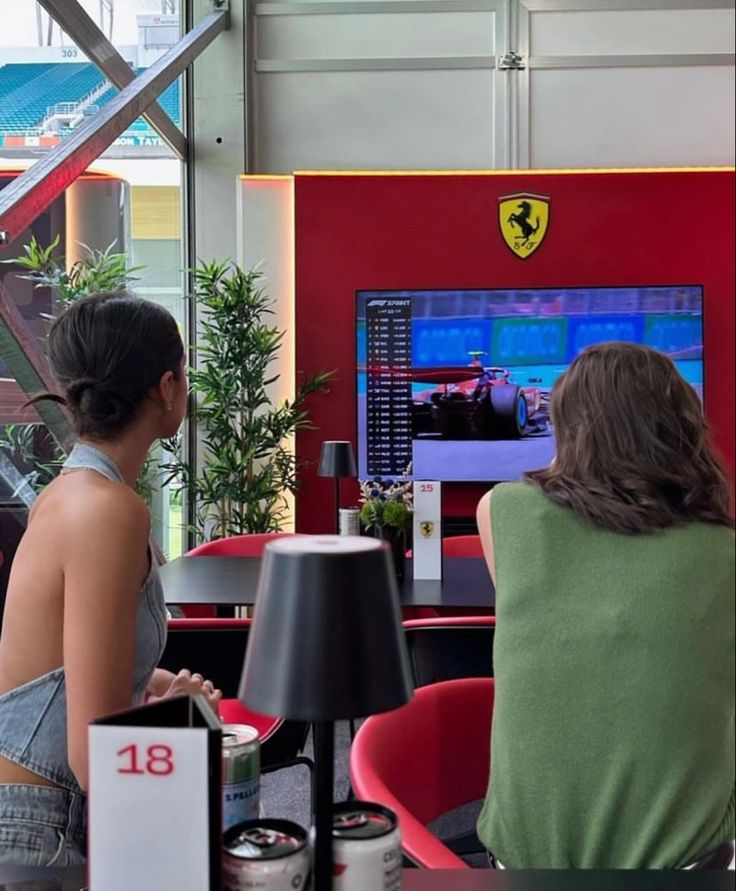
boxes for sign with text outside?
[89,695,221,891]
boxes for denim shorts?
[0,783,86,867]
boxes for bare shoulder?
[476,489,495,581]
[43,473,150,550]
[476,488,494,525]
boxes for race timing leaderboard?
[365,298,412,478]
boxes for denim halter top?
[0,442,167,794]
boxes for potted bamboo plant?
[171,260,333,540]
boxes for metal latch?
[498,52,526,70]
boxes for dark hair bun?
[47,292,184,440]
[66,378,133,432]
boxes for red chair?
[180,532,303,618]
[186,532,302,557]
[350,677,494,869]
[440,535,483,558]
[161,618,311,772]
[405,534,483,560]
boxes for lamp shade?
[317,441,357,478]
[239,536,414,721]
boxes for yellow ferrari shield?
[420,521,434,540]
[499,193,550,259]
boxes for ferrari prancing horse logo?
[499,192,550,259]
[420,521,435,540]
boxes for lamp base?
[334,477,340,535]
[313,720,335,891]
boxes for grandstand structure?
[0,2,181,157]
[0,60,180,153]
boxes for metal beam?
[0,280,72,448]
[37,0,186,159]
[0,9,229,249]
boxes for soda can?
[339,508,361,536]
[332,801,402,891]
[223,819,310,891]
[222,723,261,832]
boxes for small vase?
[374,525,407,582]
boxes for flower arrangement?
[358,474,413,536]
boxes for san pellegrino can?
[222,723,261,832]
[223,819,310,890]
[332,801,401,891]
[339,507,361,536]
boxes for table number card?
[413,480,442,579]
[89,695,221,891]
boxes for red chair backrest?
[186,532,303,557]
[350,677,494,869]
[181,534,304,617]
[403,615,495,631]
[441,535,484,558]
[405,534,484,560]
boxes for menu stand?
[88,695,221,891]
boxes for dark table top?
[160,555,495,610]
[0,867,731,891]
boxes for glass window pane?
[1,2,187,572]
[0,1,182,156]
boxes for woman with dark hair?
[0,293,222,866]
[476,341,734,868]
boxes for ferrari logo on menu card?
[420,521,435,540]
[499,193,550,259]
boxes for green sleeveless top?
[477,482,735,868]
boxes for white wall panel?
[258,12,496,58]
[518,0,735,168]
[251,1,508,171]
[246,0,735,173]
[255,69,497,170]
[530,9,735,56]
[529,66,735,167]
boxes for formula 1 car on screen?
[410,356,549,440]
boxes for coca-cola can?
[223,819,310,891]
[332,801,401,891]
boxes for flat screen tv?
[356,285,703,483]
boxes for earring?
[166,402,172,412]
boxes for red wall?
[295,170,735,533]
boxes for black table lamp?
[238,535,414,891]
[317,440,357,533]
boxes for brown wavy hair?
[525,342,734,534]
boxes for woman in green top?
[476,342,734,869]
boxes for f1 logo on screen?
[499,192,551,258]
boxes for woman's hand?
[148,668,223,716]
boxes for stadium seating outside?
[0,63,105,133]
[0,62,181,140]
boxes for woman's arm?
[476,489,496,583]
[62,486,151,792]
